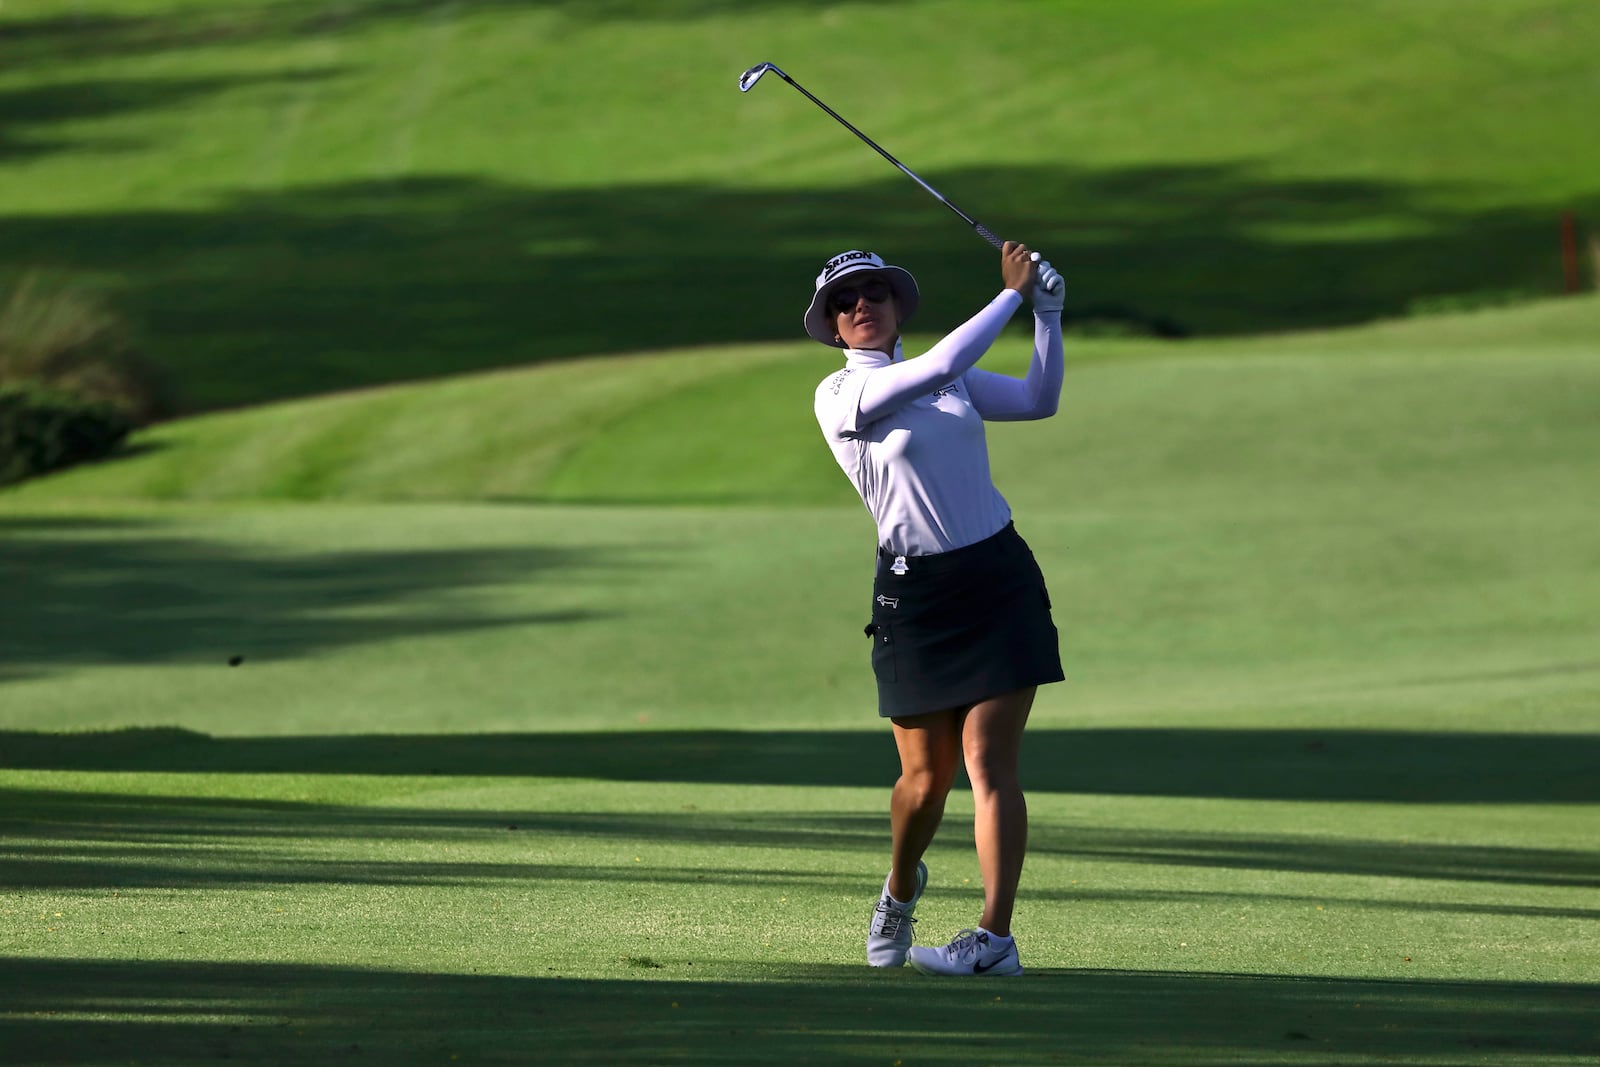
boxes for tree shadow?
[0,956,1594,1065]
[1,782,1594,894]
[1057,885,1598,923]
[0,0,890,67]
[0,784,882,890]
[0,516,628,672]
[1031,825,1600,890]
[7,1,1596,414]
[1,727,1594,804]
[3,166,1592,411]
[0,71,343,162]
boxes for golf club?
[738,61,1006,250]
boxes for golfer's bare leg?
[961,687,1035,937]
[887,711,962,902]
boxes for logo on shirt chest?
[927,382,973,410]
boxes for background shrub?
[0,275,170,425]
[0,382,134,486]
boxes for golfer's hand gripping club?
[1033,258,1065,313]
[1001,242,1040,294]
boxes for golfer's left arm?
[966,262,1065,421]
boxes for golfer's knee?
[897,766,953,810]
[964,753,1022,799]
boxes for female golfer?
[809,241,1065,977]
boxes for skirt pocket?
[867,620,897,683]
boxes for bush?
[0,274,170,424]
[0,382,134,486]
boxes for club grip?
[973,222,1005,250]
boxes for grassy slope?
[7,297,1597,728]
[2,344,793,503]
[3,0,1598,410]
[10,293,1598,507]
[5,295,1597,734]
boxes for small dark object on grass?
[228,655,244,666]
[623,956,665,969]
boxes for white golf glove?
[1032,259,1064,314]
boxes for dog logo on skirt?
[875,594,900,609]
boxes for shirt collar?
[843,338,903,367]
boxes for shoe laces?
[872,897,917,940]
[945,928,986,962]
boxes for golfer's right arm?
[854,243,1038,425]
[962,306,1065,421]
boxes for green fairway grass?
[5,1,1600,1061]
[2,770,1596,1064]
[4,295,1599,1063]
[4,0,1598,410]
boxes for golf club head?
[738,62,780,92]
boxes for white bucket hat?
[803,250,919,347]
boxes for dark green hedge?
[0,382,133,486]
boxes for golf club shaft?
[747,64,1004,250]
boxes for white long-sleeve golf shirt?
[814,290,1064,557]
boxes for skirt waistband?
[876,521,1019,577]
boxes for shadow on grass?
[1,783,1595,894]
[0,956,1595,1065]
[0,71,342,162]
[3,167,1591,411]
[0,0,877,68]
[0,786,884,890]
[7,1,1597,415]
[1,726,1593,803]
[0,516,627,672]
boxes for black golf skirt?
[865,521,1064,719]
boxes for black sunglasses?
[829,279,891,314]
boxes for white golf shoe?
[866,860,928,967]
[907,928,1023,977]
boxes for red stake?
[1560,212,1580,293]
